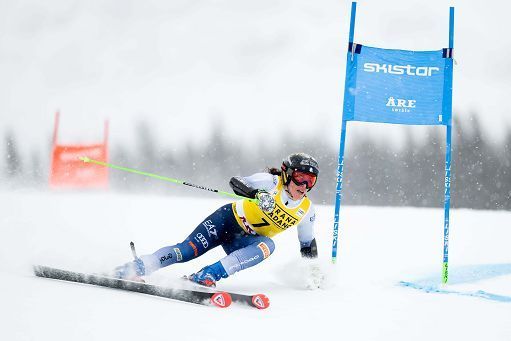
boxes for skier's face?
[286,180,307,200]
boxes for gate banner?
[49,111,109,189]
[50,144,108,189]
[332,3,455,284]
[343,46,453,126]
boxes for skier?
[113,152,320,287]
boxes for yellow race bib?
[233,177,311,237]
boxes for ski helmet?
[281,153,319,190]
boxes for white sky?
[1,0,510,154]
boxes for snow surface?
[1,191,510,340]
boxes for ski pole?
[130,241,138,260]
[78,156,257,202]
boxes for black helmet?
[281,153,319,190]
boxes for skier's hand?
[256,191,275,212]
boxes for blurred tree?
[4,131,22,178]
[110,145,135,192]
[399,127,420,206]
[343,133,378,206]
[416,126,444,207]
[500,128,511,210]
[103,112,511,211]
[134,120,158,192]
[135,121,157,168]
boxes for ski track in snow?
[400,263,511,303]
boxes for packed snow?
[1,191,510,340]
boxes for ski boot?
[112,258,146,282]
[188,261,228,288]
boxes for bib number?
[252,218,270,228]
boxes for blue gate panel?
[343,46,452,126]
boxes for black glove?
[300,238,318,259]
[229,176,258,198]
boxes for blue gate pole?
[442,6,455,284]
[332,2,357,263]
[332,120,348,263]
[442,125,452,283]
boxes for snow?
[1,191,510,340]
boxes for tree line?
[3,113,510,210]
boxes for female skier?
[114,152,320,287]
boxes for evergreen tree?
[399,127,420,206]
[100,113,511,211]
[4,131,22,178]
[134,121,158,191]
[500,128,511,210]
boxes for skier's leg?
[188,235,275,286]
[220,235,275,276]
[113,204,234,279]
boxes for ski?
[182,275,270,309]
[230,292,270,310]
[33,265,231,308]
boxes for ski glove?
[229,176,258,198]
[300,238,318,259]
[256,191,275,212]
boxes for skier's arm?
[297,206,318,259]
[229,176,258,198]
[229,173,278,198]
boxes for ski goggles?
[290,170,317,189]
